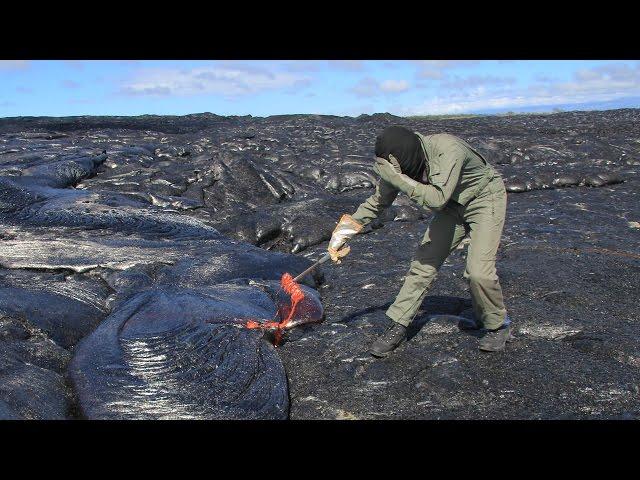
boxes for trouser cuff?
[385,308,412,327]
[482,311,508,331]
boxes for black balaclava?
[374,126,427,182]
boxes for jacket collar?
[415,132,434,162]
[414,132,433,183]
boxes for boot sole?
[479,344,506,352]
[369,338,406,358]
[478,328,513,352]
[479,333,513,352]
[369,349,390,358]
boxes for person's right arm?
[350,179,399,226]
[326,179,398,262]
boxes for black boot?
[370,322,407,358]
[479,324,512,352]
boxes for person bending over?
[328,126,511,357]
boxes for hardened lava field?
[1,109,639,419]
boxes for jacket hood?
[374,125,427,181]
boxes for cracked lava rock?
[0,109,639,419]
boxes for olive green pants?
[386,178,508,330]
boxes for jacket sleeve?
[409,145,464,210]
[350,179,399,226]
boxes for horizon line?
[1,106,637,121]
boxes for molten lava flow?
[278,273,305,340]
[245,273,306,346]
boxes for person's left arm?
[374,146,464,210]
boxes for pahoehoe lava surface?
[0,109,639,419]
[70,287,298,419]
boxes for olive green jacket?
[352,133,498,226]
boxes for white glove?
[328,214,363,263]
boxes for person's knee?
[409,260,439,280]
[466,267,497,287]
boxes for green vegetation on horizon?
[406,108,568,120]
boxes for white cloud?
[281,60,366,73]
[440,75,516,90]
[282,61,322,72]
[413,60,479,79]
[0,60,29,71]
[120,63,311,97]
[350,77,378,97]
[380,79,410,93]
[350,77,411,97]
[401,62,640,115]
[63,60,85,70]
[327,60,365,72]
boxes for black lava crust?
[1,109,639,419]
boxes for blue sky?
[1,60,639,117]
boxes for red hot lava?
[245,273,305,346]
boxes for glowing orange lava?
[245,273,306,346]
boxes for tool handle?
[316,252,331,265]
[293,252,331,282]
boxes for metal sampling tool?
[293,252,331,282]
